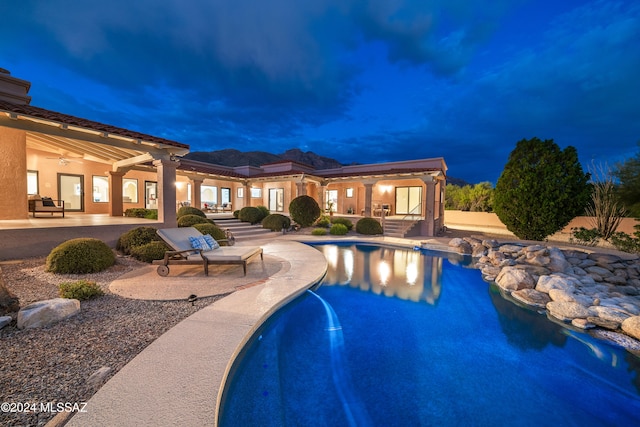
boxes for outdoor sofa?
[28,194,65,217]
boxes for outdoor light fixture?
[187,294,198,306]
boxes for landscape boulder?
[495,266,534,292]
[0,273,20,315]
[621,316,640,341]
[17,298,80,329]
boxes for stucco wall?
[0,128,27,219]
[444,210,638,236]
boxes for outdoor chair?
[154,227,263,277]
[28,194,65,217]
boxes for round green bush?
[262,214,291,231]
[256,205,270,221]
[177,206,207,219]
[116,226,161,255]
[311,228,327,236]
[330,223,349,235]
[46,238,116,274]
[316,216,331,228]
[289,195,321,227]
[59,280,104,300]
[130,241,170,263]
[239,207,264,224]
[356,217,383,235]
[193,223,227,242]
[331,217,353,230]
[177,214,212,227]
[233,209,240,218]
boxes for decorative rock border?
[449,237,640,352]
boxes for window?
[346,188,354,198]
[221,187,231,205]
[123,178,138,203]
[251,188,262,198]
[93,176,109,202]
[268,188,284,212]
[27,170,39,195]
[201,185,217,209]
[237,187,244,198]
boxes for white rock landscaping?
[17,298,81,329]
[449,237,640,352]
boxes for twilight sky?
[1,0,639,183]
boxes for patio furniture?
[28,195,65,217]
[154,227,263,277]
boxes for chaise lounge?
[154,227,263,277]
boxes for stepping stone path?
[449,237,640,351]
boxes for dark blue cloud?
[0,0,638,183]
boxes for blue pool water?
[219,243,640,426]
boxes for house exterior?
[0,69,447,235]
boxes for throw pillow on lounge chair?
[202,234,220,249]
[189,236,212,251]
[41,197,56,207]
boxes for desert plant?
[193,223,228,242]
[116,226,161,255]
[130,241,169,263]
[329,223,349,235]
[289,195,321,227]
[59,280,104,300]
[316,216,331,228]
[331,217,353,230]
[177,206,207,219]
[356,217,383,235]
[586,163,626,240]
[177,214,212,227]
[494,137,590,241]
[609,230,640,254]
[614,143,640,217]
[262,214,291,231]
[569,227,601,247]
[46,238,115,274]
[238,207,264,224]
[311,228,327,236]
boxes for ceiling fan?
[46,156,84,166]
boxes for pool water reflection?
[219,243,640,426]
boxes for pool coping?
[65,236,455,426]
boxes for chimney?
[0,68,32,105]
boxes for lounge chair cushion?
[202,234,220,250]
[189,236,212,251]
[186,246,262,262]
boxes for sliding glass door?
[395,186,422,215]
[58,173,84,212]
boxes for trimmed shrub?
[262,214,291,231]
[177,214,212,227]
[256,205,270,221]
[330,223,349,235]
[356,217,383,235]
[311,228,327,236]
[124,208,157,218]
[289,195,321,227]
[130,241,169,262]
[177,206,207,219]
[331,217,353,231]
[46,238,116,274]
[193,223,227,242]
[239,207,264,224]
[59,280,104,300]
[117,226,161,255]
[233,210,240,218]
[316,216,331,228]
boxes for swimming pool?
[219,243,640,426]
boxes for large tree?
[494,137,591,241]
[614,143,640,217]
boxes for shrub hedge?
[331,217,353,230]
[130,241,169,263]
[356,217,383,235]
[59,280,104,300]
[289,195,321,227]
[46,238,115,274]
[238,207,264,224]
[116,226,161,255]
[329,223,349,235]
[193,223,227,242]
[177,214,212,227]
[177,206,207,219]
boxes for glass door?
[268,188,284,212]
[58,173,84,212]
[395,186,422,215]
[145,181,158,209]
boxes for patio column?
[320,185,328,212]
[243,182,251,208]
[154,158,179,227]
[0,128,27,219]
[191,178,203,210]
[296,180,307,196]
[420,176,436,237]
[362,181,376,217]
[108,171,125,217]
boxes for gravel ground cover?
[0,256,228,427]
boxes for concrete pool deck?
[66,240,328,426]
